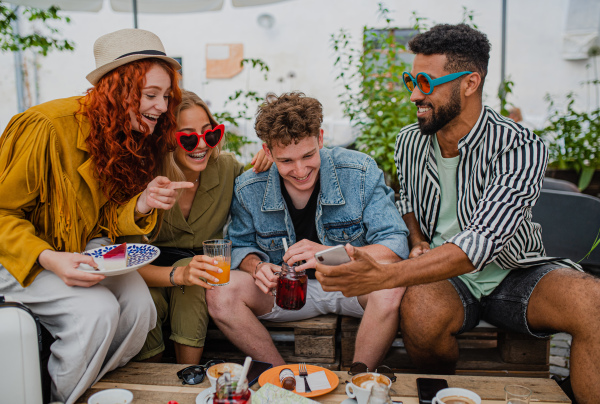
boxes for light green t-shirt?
[431,135,509,300]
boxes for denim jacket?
[227,147,409,269]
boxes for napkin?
[252,383,319,403]
[294,370,331,393]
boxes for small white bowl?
[88,388,133,404]
[206,362,244,388]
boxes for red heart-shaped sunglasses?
[176,124,224,152]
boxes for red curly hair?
[81,58,182,204]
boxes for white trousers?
[0,238,156,404]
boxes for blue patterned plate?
[78,243,160,276]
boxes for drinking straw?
[236,356,252,393]
[282,238,289,252]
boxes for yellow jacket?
[0,96,157,287]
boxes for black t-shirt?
[280,176,321,279]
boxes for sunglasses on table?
[402,71,472,95]
[176,124,225,152]
[177,359,225,385]
[348,361,397,382]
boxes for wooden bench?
[340,316,550,377]
[199,314,549,377]
[201,314,340,370]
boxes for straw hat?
[86,28,181,85]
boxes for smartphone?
[416,377,449,404]
[246,360,273,387]
[314,245,351,265]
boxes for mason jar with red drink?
[275,263,308,310]
[213,373,250,404]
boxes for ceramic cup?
[88,388,133,404]
[432,387,482,404]
[345,372,392,404]
[206,362,244,388]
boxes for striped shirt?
[394,106,577,272]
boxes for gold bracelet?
[135,205,154,217]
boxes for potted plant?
[538,93,600,196]
[212,58,270,163]
[330,3,417,192]
[330,5,479,192]
[538,46,600,196]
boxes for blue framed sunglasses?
[402,71,472,95]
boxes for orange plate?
[258,364,339,398]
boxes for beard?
[417,83,462,135]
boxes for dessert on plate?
[102,243,128,270]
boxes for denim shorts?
[449,263,565,338]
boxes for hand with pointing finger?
[136,176,194,213]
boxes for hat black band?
[115,50,166,60]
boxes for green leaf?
[579,228,600,262]
[578,167,595,191]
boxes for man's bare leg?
[400,281,465,374]
[353,287,405,369]
[526,268,600,404]
[206,270,286,366]
[175,344,203,365]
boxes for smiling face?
[174,105,215,179]
[410,54,463,136]
[129,64,172,134]
[265,131,324,196]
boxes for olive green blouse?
[122,153,244,255]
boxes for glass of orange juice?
[203,239,232,286]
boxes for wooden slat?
[295,334,335,357]
[96,362,193,386]
[499,333,550,364]
[261,314,339,330]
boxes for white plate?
[341,399,357,404]
[196,387,254,404]
[78,244,160,276]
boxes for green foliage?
[242,57,270,80]
[581,228,600,263]
[460,6,479,29]
[331,4,480,190]
[211,58,270,158]
[538,93,600,190]
[498,77,515,117]
[331,3,416,190]
[539,50,600,191]
[0,3,74,56]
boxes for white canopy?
[7,0,291,13]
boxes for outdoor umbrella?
[8,0,291,27]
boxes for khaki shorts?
[133,284,209,361]
[258,279,365,322]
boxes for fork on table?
[298,363,312,393]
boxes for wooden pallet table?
[76,362,570,403]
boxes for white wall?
[0,0,593,152]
